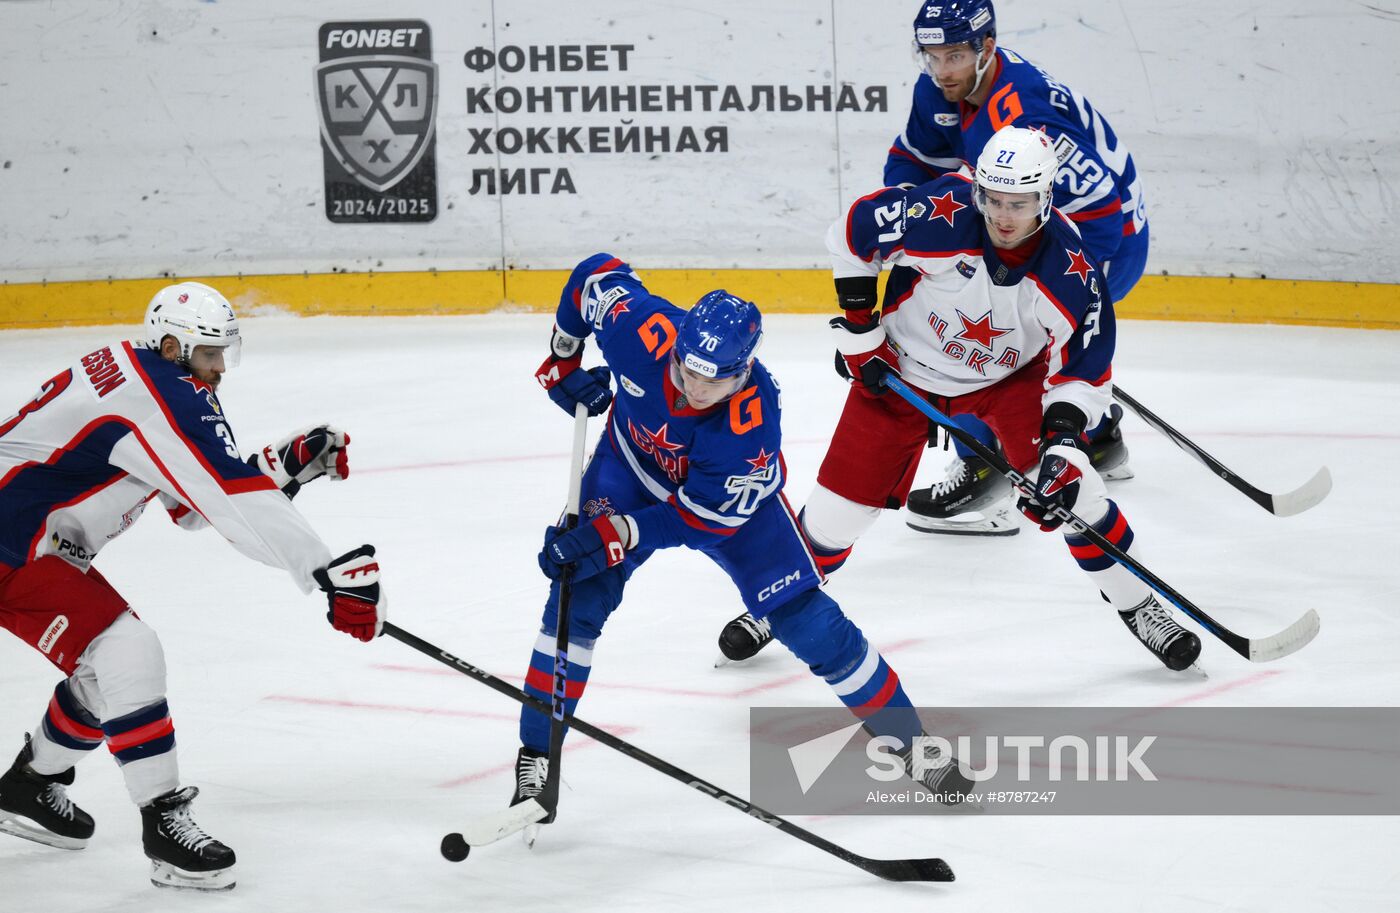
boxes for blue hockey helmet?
[912,0,996,49]
[671,290,763,406]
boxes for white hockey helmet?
[143,281,242,367]
[973,126,1059,226]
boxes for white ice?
[1,313,1397,912]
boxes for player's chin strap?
[879,374,1320,664]
[964,41,996,100]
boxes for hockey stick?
[538,401,592,821]
[383,622,954,882]
[883,375,1319,663]
[439,403,592,851]
[1112,385,1331,517]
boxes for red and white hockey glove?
[313,545,385,642]
[535,327,613,418]
[537,516,636,582]
[1018,408,1093,532]
[248,425,350,500]
[830,316,899,397]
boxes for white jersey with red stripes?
[0,340,330,590]
[828,175,1116,425]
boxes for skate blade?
[149,858,236,892]
[905,511,1020,537]
[1102,464,1135,481]
[0,815,88,851]
[522,822,541,849]
[714,653,731,668]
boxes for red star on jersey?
[745,447,773,472]
[639,421,685,452]
[927,190,968,227]
[608,297,631,323]
[953,309,1013,351]
[179,375,214,395]
[1064,248,1094,285]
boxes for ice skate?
[140,786,236,891]
[0,736,95,850]
[901,736,977,808]
[1119,596,1202,672]
[906,450,1020,536]
[715,611,774,666]
[1092,403,1134,481]
[512,746,549,848]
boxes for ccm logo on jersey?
[758,570,802,603]
[38,616,69,655]
[81,347,127,399]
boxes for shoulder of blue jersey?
[900,175,981,252]
[1030,219,1108,308]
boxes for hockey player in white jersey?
[0,282,386,891]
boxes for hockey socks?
[31,680,103,774]
[103,700,179,805]
[519,629,594,752]
[826,644,921,746]
[1063,499,1151,609]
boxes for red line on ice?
[368,638,925,700]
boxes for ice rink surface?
[1,312,1397,912]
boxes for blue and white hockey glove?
[537,516,635,582]
[534,329,613,417]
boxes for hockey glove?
[247,425,350,500]
[537,516,635,582]
[313,544,385,642]
[1018,407,1093,532]
[535,353,613,418]
[830,316,899,397]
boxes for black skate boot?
[1119,596,1201,671]
[0,735,95,850]
[716,611,774,665]
[905,450,1019,537]
[140,786,236,891]
[1090,403,1133,481]
[511,747,549,848]
[901,735,976,807]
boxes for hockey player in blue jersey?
[796,126,1198,674]
[890,0,1146,538]
[507,256,971,840]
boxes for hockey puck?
[440,832,470,862]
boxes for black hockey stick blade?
[381,623,954,882]
[871,857,956,882]
[1111,385,1332,517]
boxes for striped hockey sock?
[1064,499,1151,608]
[519,629,595,753]
[826,642,921,746]
[797,508,854,576]
[103,700,178,806]
[29,680,103,775]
